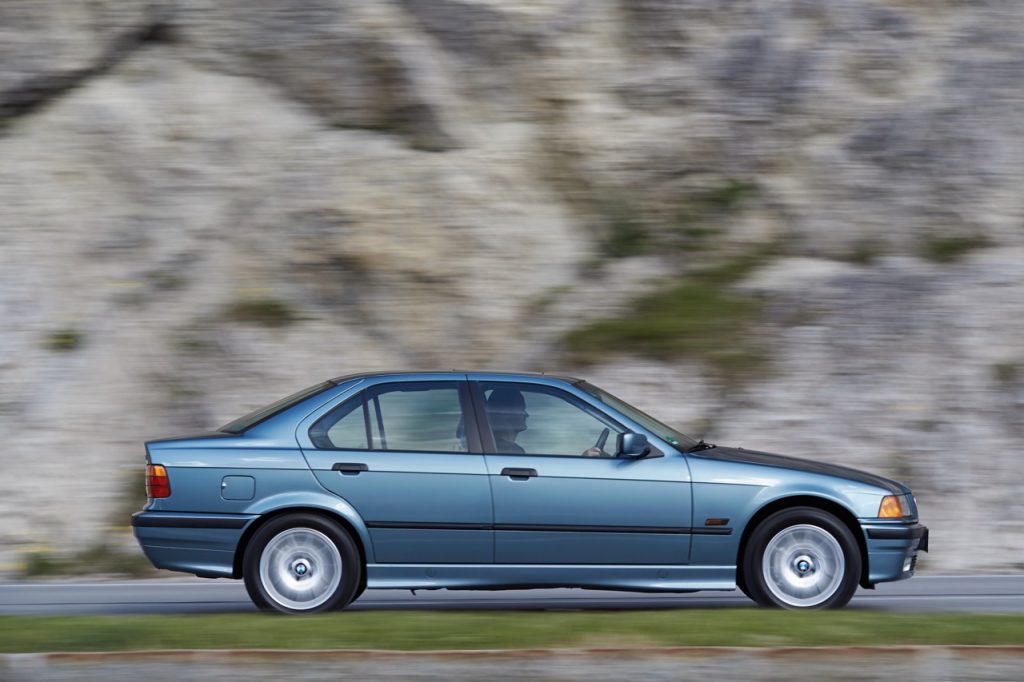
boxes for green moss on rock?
[42,328,83,352]
[563,247,777,379]
[225,298,299,328]
[920,235,989,263]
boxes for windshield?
[220,381,335,434]
[575,381,699,451]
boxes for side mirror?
[617,432,649,458]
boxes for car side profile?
[133,371,928,614]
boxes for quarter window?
[480,382,625,457]
[313,397,368,450]
[310,382,468,453]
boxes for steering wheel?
[582,427,611,457]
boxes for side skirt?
[366,564,736,592]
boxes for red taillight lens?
[146,464,171,499]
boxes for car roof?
[329,370,583,385]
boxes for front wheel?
[742,507,861,609]
[243,513,362,614]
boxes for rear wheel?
[243,513,362,614]
[336,574,367,610]
[743,507,861,609]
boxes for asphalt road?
[1,575,1022,615]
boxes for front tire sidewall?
[243,513,362,614]
[744,507,861,610]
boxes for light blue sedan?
[133,371,928,613]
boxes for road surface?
[1,575,1022,615]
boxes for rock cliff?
[2,0,1023,573]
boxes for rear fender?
[242,491,375,564]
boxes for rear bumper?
[132,512,258,578]
[861,522,929,585]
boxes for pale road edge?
[2,645,1023,664]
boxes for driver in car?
[486,388,529,454]
[486,388,611,456]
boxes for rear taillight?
[146,464,171,499]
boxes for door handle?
[332,462,369,475]
[501,467,537,480]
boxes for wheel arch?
[736,495,870,590]
[232,506,369,581]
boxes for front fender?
[688,456,886,567]
[745,480,878,523]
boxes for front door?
[299,379,493,564]
[473,379,692,565]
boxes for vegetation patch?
[596,180,758,259]
[563,247,777,378]
[145,268,187,291]
[528,285,574,315]
[20,544,153,579]
[843,238,885,265]
[689,179,758,213]
[992,361,1020,384]
[225,297,299,328]
[667,180,758,250]
[0,611,1023,653]
[170,321,224,356]
[920,235,989,264]
[600,205,651,258]
[42,328,84,352]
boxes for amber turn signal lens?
[878,495,904,518]
[146,464,171,499]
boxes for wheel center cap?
[293,560,310,577]
[794,555,814,575]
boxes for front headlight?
[878,494,912,518]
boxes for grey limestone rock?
[1,0,1024,572]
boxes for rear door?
[298,378,493,564]
[472,377,692,566]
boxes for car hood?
[701,446,908,495]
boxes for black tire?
[742,507,861,610]
[352,577,368,604]
[334,573,368,610]
[242,513,362,614]
[735,565,755,602]
[245,579,274,612]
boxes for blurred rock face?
[1,0,1023,572]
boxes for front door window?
[480,382,625,457]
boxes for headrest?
[487,388,526,411]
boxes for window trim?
[308,380,483,454]
[470,380,633,458]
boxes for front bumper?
[132,511,258,578]
[861,522,929,585]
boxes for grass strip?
[1,611,1023,653]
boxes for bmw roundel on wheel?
[132,371,928,614]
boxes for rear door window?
[310,381,472,453]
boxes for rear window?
[220,381,335,434]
